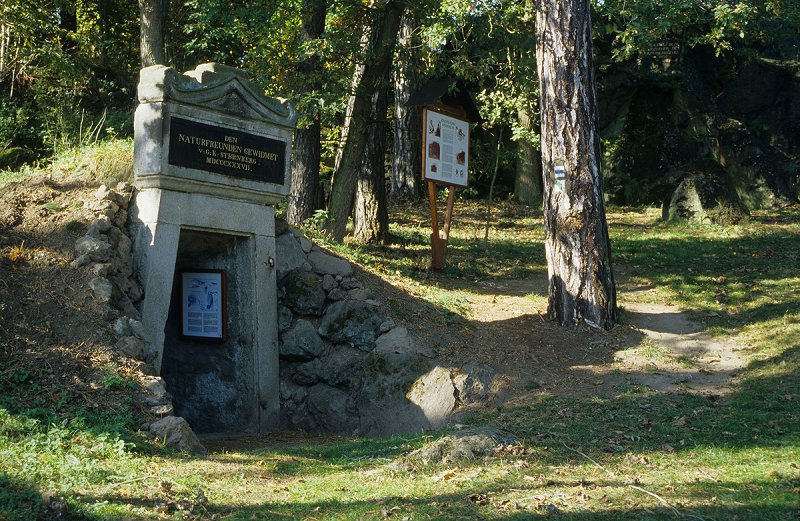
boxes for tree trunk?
[536,0,616,329]
[514,108,543,207]
[287,0,327,226]
[139,0,166,67]
[390,9,422,201]
[353,67,391,244]
[325,1,403,242]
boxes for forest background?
[0,0,799,231]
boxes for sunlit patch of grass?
[0,139,133,189]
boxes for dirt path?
[436,276,749,401]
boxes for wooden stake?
[428,181,444,270]
[429,182,457,270]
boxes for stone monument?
[130,63,296,433]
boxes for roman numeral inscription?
[168,117,286,184]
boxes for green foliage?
[594,0,800,59]
[0,0,137,156]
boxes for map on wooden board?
[422,108,470,187]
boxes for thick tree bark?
[287,0,327,226]
[390,9,422,200]
[514,108,543,207]
[326,1,403,242]
[138,0,166,67]
[536,0,616,329]
[353,68,391,244]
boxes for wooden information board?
[422,106,470,270]
[422,108,470,187]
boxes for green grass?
[0,138,133,188]
[1,202,798,519]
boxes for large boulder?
[307,250,352,277]
[281,269,326,316]
[665,176,706,222]
[452,363,495,406]
[275,233,307,279]
[318,300,384,350]
[406,366,457,429]
[279,319,326,362]
[307,384,358,434]
[149,416,207,455]
[402,427,521,466]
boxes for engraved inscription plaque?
[168,117,286,184]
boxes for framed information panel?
[181,270,227,341]
[422,108,470,187]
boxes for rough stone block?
[318,300,384,350]
[307,250,352,277]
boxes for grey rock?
[70,254,91,268]
[365,299,381,307]
[322,274,337,292]
[93,185,111,201]
[275,217,289,236]
[299,236,313,253]
[143,395,170,407]
[379,318,396,334]
[280,319,326,362]
[89,277,114,301]
[128,318,146,340]
[452,363,495,405]
[143,376,168,398]
[402,427,521,465]
[113,317,132,336]
[348,287,373,301]
[113,209,128,229]
[318,346,364,388]
[406,366,456,429]
[302,261,312,272]
[307,250,352,277]
[318,300,384,350]
[291,358,323,386]
[339,277,362,290]
[327,288,347,301]
[281,269,326,316]
[116,233,132,257]
[91,263,111,277]
[280,381,308,403]
[149,416,207,455]
[115,336,146,360]
[307,384,358,434]
[75,236,111,261]
[278,305,294,332]
[88,217,112,237]
[127,282,143,303]
[375,327,435,358]
[359,352,429,399]
[666,177,708,223]
[275,233,307,279]
[149,403,174,416]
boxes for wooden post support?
[428,181,456,270]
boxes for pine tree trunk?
[353,68,391,244]
[391,9,422,201]
[138,0,166,67]
[287,0,327,226]
[514,108,543,207]
[326,1,402,242]
[536,0,616,329]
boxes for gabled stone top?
[138,63,297,129]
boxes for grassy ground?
[1,152,798,519]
